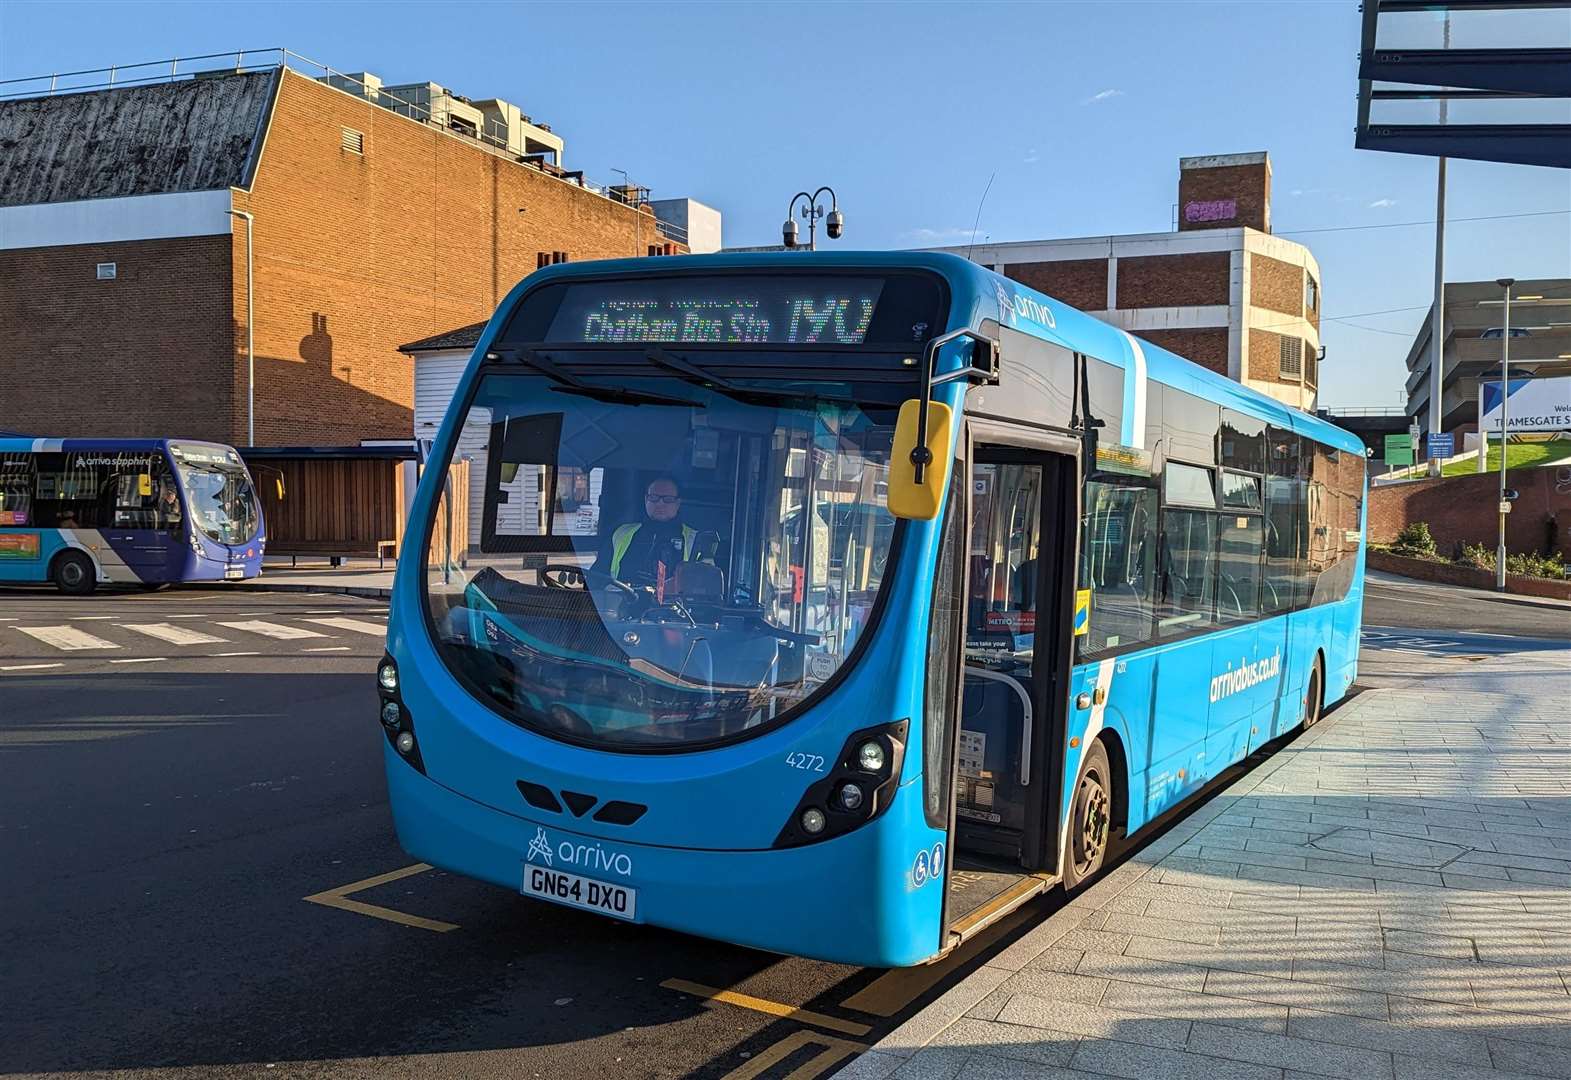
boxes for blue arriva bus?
[380,253,1365,966]
[0,438,265,594]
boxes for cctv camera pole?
[783,187,844,250]
[1495,278,1513,591]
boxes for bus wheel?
[1063,739,1113,891]
[1303,657,1325,729]
[52,551,97,596]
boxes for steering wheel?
[541,564,638,604]
[540,564,589,589]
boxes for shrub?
[1507,550,1567,580]
[1391,522,1437,559]
[1457,542,1493,569]
[1450,544,1567,580]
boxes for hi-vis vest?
[608,522,696,578]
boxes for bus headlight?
[774,719,908,848]
[377,652,424,774]
[857,740,887,773]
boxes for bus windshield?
[171,445,259,545]
[423,369,904,750]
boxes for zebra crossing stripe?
[119,623,230,646]
[12,625,120,651]
[305,617,387,637]
[217,620,327,640]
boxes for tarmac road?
[2,573,1561,1078]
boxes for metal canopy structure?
[1356,0,1571,168]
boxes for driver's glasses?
[646,494,680,505]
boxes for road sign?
[1384,433,1415,466]
[1426,432,1454,460]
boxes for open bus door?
[938,434,1079,951]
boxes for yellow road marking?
[842,902,1038,1017]
[661,979,871,1037]
[718,1029,865,1080]
[303,862,459,933]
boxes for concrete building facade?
[930,153,1324,411]
[1403,278,1571,437]
[0,58,702,446]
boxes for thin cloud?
[1024,148,1040,164]
[1082,88,1123,105]
[902,226,979,243]
[1368,198,1398,209]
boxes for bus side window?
[1157,462,1219,636]
[1263,428,1304,615]
[1077,479,1158,657]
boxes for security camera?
[826,208,844,240]
[782,218,799,248]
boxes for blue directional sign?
[1427,432,1454,460]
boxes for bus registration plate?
[225,567,245,579]
[521,864,637,921]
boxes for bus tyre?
[52,551,97,596]
[1303,657,1325,729]
[1063,739,1113,892]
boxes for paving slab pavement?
[234,557,396,598]
[835,644,1571,1080]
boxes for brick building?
[0,54,712,446]
[930,153,1323,410]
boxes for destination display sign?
[546,278,886,345]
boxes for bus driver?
[595,476,698,592]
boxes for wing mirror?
[887,399,953,521]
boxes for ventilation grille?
[1279,335,1303,378]
[341,127,365,154]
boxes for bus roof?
[504,250,1362,456]
[0,437,238,455]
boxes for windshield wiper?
[644,346,856,406]
[490,346,699,407]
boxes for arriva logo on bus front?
[527,826,634,877]
[1209,652,1282,703]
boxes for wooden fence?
[245,452,468,560]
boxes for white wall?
[652,197,723,254]
[414,349,490,549]
[0,189,233,249]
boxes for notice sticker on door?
[1074,589,1092,636]
[958,730,986,777]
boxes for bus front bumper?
[383,747,943,968]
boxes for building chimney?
[1177,152,1271,233]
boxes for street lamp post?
[1494,278,1513,590]
[226,208,255,447]
[782,187,844,251]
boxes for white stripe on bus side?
[1059,658,1117,857]
[1117,330,1147,449]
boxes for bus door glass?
[106,454,185,574]
[957,457,1046,860]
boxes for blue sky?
[4,0,1567,409]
